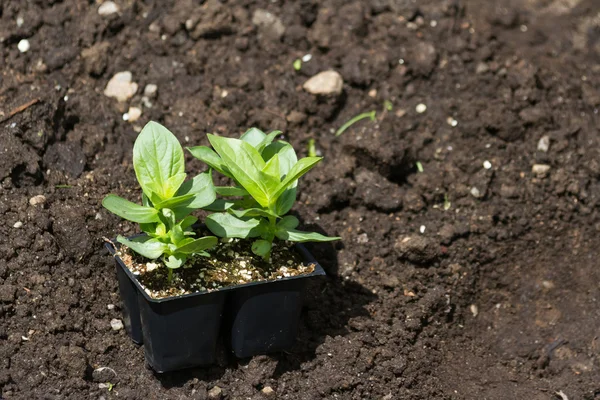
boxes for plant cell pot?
[105,241,325,372]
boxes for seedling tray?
[105,238,325,372]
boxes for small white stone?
[98,1,119,17]
[301,54,312,62]
[419,225,426,234]
[532,164,551,177]
[104,71,138,102]
[16,16,24,27]
[143,83,158,98]
[29,195,46,206]
[13,221,23,228]
[107,304,115,310]
[430,20,437,27]
[110,319,124,331]
[470,304,479,317]
[470,187,481,198]
[17,39,30,53]
[415,103,427,113]
[303,70,344,96]
[483,160,492,170]
[126,106,142,122]
[146,262,158,272]
[446,117,458,127]
[537,135,550,152]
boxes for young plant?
[187,128,339,259]
[102,122,218,279]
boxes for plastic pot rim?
[104,237,326,304]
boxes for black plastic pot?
[105,240,325,372]
[107,243,225,372]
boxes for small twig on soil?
[1,98,40,123]
[23,287,31,294]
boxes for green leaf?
[215,186,249,197]
[164,254,185,269]
[133,121,186,201]
[207,135,279,207]
[262,153,280,179]
[102,194,161,223]
[240,128,266,147]
[153,193,195,210]
[176,171,216,208]
[205,213,263,238]
[256,131,281,153]
[262,142,298,178]
[170,171,217,219]
[117,235,168,259]
[230,208,278,219]
[179,216,198,230]
[275,228,340,243]
[176,236,218,254]
[275,188,296,216]
[271,157,322,201]
[277,215,299,230]
[203,199,237,212]
[186,146,232,178]
[251,240,272,258]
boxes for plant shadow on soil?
[154,222,376,388]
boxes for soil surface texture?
[1,0,600,399]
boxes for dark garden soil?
[1,0,600,398]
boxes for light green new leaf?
[215,186,249,197]
[205,213,263,238]
[176,171,216,208]
[275,228,340,243]
[256,131,281,153]
[262,141,298,178]
[277,215,299,230]
[176,236,218,254]
[230,208,278,219]
[207,135,278,207]
[153,193,195,210]
[240,128,266,147]
[102,194,161,223]
[262,153,280,179]
[117,235,168,259]
[186,146,232,178]
[271,157,322,201]
[133,121,186,201]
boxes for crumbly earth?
[1,0,600,399]
[115,237,313,299]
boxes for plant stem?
[167,268,173,284]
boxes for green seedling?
[307,138,317,157]
[416,161,424,173]
[383,100,393,111]
[335,110,376,137]
[188,128,339,259]
[102,122,218,279]
[293,59,302,71]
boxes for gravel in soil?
[1,0,600,399]
[116,237,313,299]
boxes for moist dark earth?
[1,0,600,399]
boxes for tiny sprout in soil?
[335,110,376,137]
